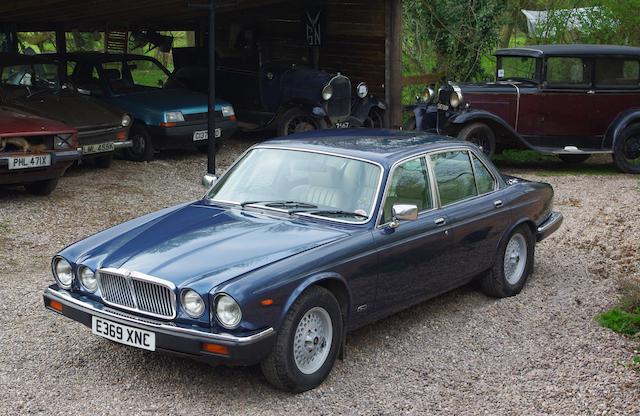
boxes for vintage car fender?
[448,109,537,150]
[602,108,640,149]
[349,97,389,125]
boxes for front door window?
[381,157,433,224]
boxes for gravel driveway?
[0,139,638,415]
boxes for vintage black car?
[172,47,388,136]
[407,44,640,173]
[0,53,132,168]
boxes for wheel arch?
[603,108,640,149]
[449,110,532,150]
[491,217,537,268]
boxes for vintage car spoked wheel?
[558,154,590,164]
[481,225,534,298]
[363,108,387,129]
[278,107,325,136]
[293,307,333,374]
[457,122,496,158]
[125,124,154,162]
[613,125,640,173]
[261,286,342,392]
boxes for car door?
[373,156,452,314]
[429,149,512,283]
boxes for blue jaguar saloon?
[43,130,562,392]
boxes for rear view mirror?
[202,173,218,188]
[389,204,418,229]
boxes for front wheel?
[124,124,154,162]
[612,124,640,173]
[457,122,496,158]
[277,107,326,137]
[480,224,534,298]
[261,286,342,392]
[363,108,388,129]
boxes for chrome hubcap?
[504,233,527,285]
[293,307,333,374]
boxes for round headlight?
[181,289,205,318]
[215,294,242,328]
[52,257,73,289]
[422,87,434,103]
[450,86,464,108]
[356,82,369,99]
[79,266,98,293]
[322,84,333,101]
[121,114,132,127]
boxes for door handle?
[435,217,446,226]
[587,90,595,95]
[494,200,503,208]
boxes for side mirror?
[389,204,418,229]
[202,173,218,188]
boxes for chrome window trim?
[468,150,499,196]
[97,268,177,320]
[205,145,385,225]
[376,153,438,228]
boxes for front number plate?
[91,316,155,351]
[82,142,115,155]
[335,121,350,129]
[193,129,221,141]
[7,154,51,170]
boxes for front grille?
[326,75,351,119]
[98,270,176,319]
[183,111,225,123]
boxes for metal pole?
[207,0,216,175]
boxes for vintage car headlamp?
[215,294,242,328]
[421,87,435,103]
[52,257,73,289]
[121,114,132,127]
[321,84,333,101]
[221,105,235,118]
[450,85,464,108]
[164,111,184,123]
[79,266,98,293]
[181,289,205,318]
[356,82,369,99]
[54,134,73,150]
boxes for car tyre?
[125,124,154,162]
[94,155,114,169]
[24,178,58,196]
[558,154,590,164]
[277,107,326,136]
[261,286,343,393]
[480,224,534,298]
[612,124,640,174]
[457,122,496,158]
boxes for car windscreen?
[0,62,61,91]
[207,148,382,223]
[101,58,173,93]
[496,56,538,83]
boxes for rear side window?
[595,59,640,88]
[546,57,591,87]
[431,151,477,206]
[382,157,433,223]
[471,154,496,195]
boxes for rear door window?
[546,57,592,87]
[430,151,478,206]
[594,59,640,88]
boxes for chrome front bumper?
[113,140,133,149]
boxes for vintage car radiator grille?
[98,270,176,319]
[326,75,351,119]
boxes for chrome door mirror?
[202,173,218,188]
[389,204,418,229]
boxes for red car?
[0,107,80,195]
[409,44,640,173]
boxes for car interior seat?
[289,162,345,209]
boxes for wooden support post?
[55,27,66,54]
[385,0,402,129]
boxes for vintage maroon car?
[409,44,640,173]
[0,107,80,195]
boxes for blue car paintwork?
[48,129,559,363]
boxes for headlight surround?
[54,134,73,150]
[221,105,235,118]
[52,257,74,289]
[321,84,333,101]
[79,266,98,293]
[164,111,184,123]
[356,82,369,99]
[181,289,205,318]
[421,87,434,103]
[121,114,132,127]
[450,85,464,108]
[215,294,242,329]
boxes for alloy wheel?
[293,306,333,375]
[503,233,527,285]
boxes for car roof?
[495,44,640,58]
[256,129,472,167]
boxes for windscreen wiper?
[292,210,369,220]
[240,201,318,209]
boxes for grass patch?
[494,149,557,163]
[0,220,9,233]
[493,149,620,176]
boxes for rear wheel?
[124,124,154,162]
[480,224,534,298]
[24,178,58,196]
[559,154,590,164]
[261,286,342,392]
[277,107,325,137]
[613,124,640,173]
[457,122,496,158]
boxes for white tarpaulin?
[521,7,608,37]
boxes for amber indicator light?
[49,300,63,313]
[159,122,177,128]
[116,131,127,140]
[202,343,230,356]
[260,299,273,306]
